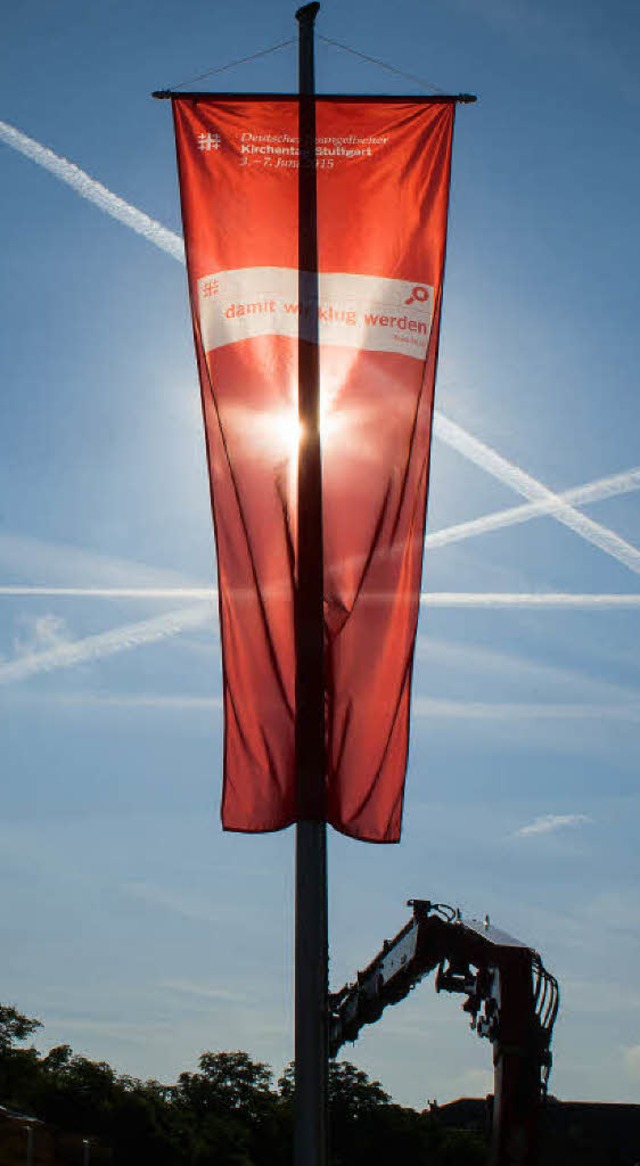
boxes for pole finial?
[296,2,321,23]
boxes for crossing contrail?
[0,589,638,686]
[0,118,185,263]
[433,414,640,575]
[0,604,212,684]
[425,465,640,549]
[3,118,639,582]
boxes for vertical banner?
[173,95,455,842]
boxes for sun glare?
[270,409,304,462]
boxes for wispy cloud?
[0,531,201,590]
[12,613,72,656]
[14,692,639,726]
[425,465,640,550]
[47,692,222,711]
[123,881,225,925]
[0,604,212,684]
[515,813,592,837]
[414,634,640,716]
[413,699,640,722]
[0,119,185,262]
[433,413,640,577]
[159,979,249,1004]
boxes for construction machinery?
[329,899,559,1166]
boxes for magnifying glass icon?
[405,285,430,305]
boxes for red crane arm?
[329,899,559,1166]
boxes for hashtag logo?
[198,132,221,151]
[202,279,219,298]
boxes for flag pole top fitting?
[295,3,321,24]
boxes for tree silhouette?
[0,1002,491,1165]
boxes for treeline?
[0,1004,487,1166]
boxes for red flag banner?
[173,95,455,842]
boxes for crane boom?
[329,899,559,1166]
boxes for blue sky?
[1,0,640,1108]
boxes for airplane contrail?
[420,593,640,608]
[0,586,216,599]
[433,414,640,575]
[0,119,185,263]
[1,585,639,609]
[3,119,639,581]
[0,604,212,684]
[0,588,638,687]
[425,465,640,549]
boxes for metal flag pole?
[294,4,328,1166]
